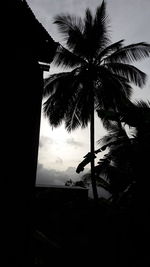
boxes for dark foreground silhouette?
[31,184,150,265]
[1,1,57,265]
[2,1,150,266]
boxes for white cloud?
[36,164,67,185]
[39,136,53,148]
[55,157,63,164]
[36,164,89,185]
[36,164,110,199]
[66,137,82,148]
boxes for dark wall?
[0,1,50,265]
[1,57,43,266]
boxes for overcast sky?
[27,0,150,185]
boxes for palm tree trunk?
[116,116,122,130]
[90,94,98,202]
[112,100,122,130]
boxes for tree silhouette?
[82,99,150,205]
[43,0,150,201]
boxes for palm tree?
[92,100,150,204]
[81,121,134,201]
[43,0,150,201]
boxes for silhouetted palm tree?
[91,100,150,203]
[97,124,134,199]
[43,0,150,201]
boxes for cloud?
[55,157,63,164]
[65,166,89,180]
[36,164,110,199]
[36,164,89,185]
[66,137,82,148]
[39,136,53,148]
[36,164,68,185]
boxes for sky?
[26,0,150,186]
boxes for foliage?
[43,0,150,201]
[43,1,150,131]
[81,100,150,205]
[65,178,86,188]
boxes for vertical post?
[90,92,98,203]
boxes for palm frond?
[54,14,86,56]
[82,170,111,192]
[65,83,91,131]
[105,42,150,63]
[43,95,65,127]
[132,100,150,128]
[54,14,84,38]
[80,1,110,59]
[100,116,119,131]
[84,8,93,36]
[96,39,124,63]
[105,62,147,87]
[65,109,82,132]
[96,176,111,192]
[82,8,94,58]
[93,0,110,52]
[96,108,122,130]
[67,26,86,56]
[98,133,117,147]
[43,70,84,127]
[95,156,111,179]
[97,109,120,122]
[112,77,133,99]
[95,66,133,109]
[44,67,91,132]
[43,72,71,97]
[121,99,150,128]
[97,124,128,147]
[64,96,82,132]
[134,99,150,109]
[53,45,85,68]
